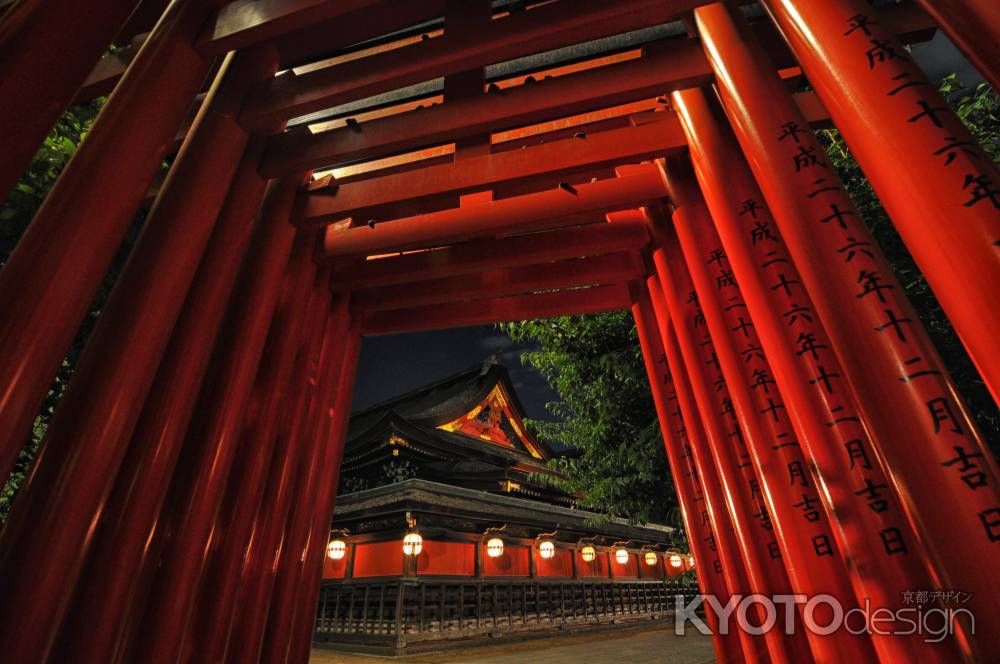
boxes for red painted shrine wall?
[483,545,530,576]
[639,556,665,578]
[610,553,639,578]
[536,548,573,577]
[322,552,349,579]
[575,553,610,577]
[417,541,476,576]
[353,541,404,577]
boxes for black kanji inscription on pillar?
[783,303,813,327]
[856,270,896,303]
[845,439,872,470]
[707,248,727,266]
[807,178,839,199]
[761,398,786,423]
[865,39,899,69]
[787,460,809,487]
[933,136,979,166]
[777,121,807,143]
[716,268,736,290]
[793,493,821,522]
[907,100,949,128]
[854,477,889,513]
[873,308,912,343]
[838,236,874,263]
[887,72,930,96]
[812,534,834,557]
[742,344,765,364]
[962,174,1000,210]
[796,332,827,360]
[751,368,776,394]
[770,273,800,296]
[820,203,855,230]
[979,508,1000,542]
[844,13,876,37]
[927,397,964,435]
[739,199,764,218]
[730,316,754,338]
[941,445,988,490]
[793,146,827,172]
[751,221,778,244]
[880,527,908,555]
[809,365,841,395]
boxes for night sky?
[352,30,982,419]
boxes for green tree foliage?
[506,76,1000,538]
[503,312,681,531]
[0,98,107,521]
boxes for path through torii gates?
[0,1,999,663]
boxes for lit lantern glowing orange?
[580,545,596,562]
[486,537,505,558]
[669,554,683,568]
[614,548,629,564]
[539,540,555,559]
[402,532,423,556]
[688,555,695,568]
[326,539,346,560]
[644,551,658,566]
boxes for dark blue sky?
[351,30,982,419]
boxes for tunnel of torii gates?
[0,0,999,663]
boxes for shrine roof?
[333,478,674,545]
[347,358,555,460]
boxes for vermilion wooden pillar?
[50,132,275,664]
[0,0,143,200]
[760,0,1000,406]
[912,0,1000,93]
[0,0,214,482]
[632,286,746,664]
[672,87,964,663]
[186,265,329,664]
[124,175,309,664]
[0,47,275,664]
[695,4,1000,657]
[661,157,877,662]
[649,223,814,664]
[183,255,324,664]
[645,275,772,664]
[286,321,362,664]
[225,294,348,664]
[258,308,359,664]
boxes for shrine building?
[314,360,695,654]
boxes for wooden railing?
[314,577,698,651]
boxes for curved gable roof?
[347,359,553,460]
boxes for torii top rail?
[0,1,998,664]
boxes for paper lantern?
[644,551,658,566]
[539,540,555,559]
[669,554,683,568]
[402,532,423,556]
[486,537,505,558]
[615,548,629,564]
[326,539,346,560]
[580,545,596,562]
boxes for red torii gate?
[0,1,998,663]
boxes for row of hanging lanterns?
[485,536,558,559]
[327,523,694,568]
